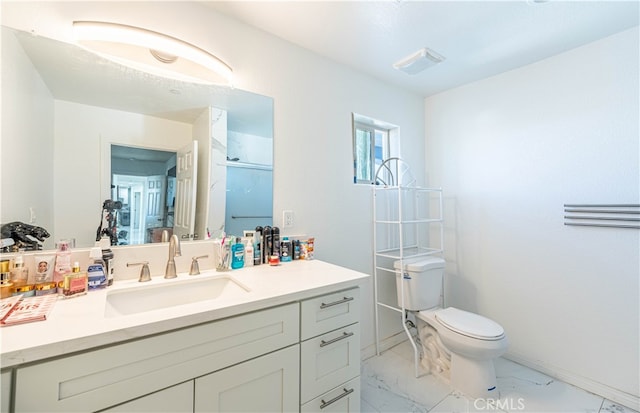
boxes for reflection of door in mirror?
[144,175,167,233]
[111,145,177,245]
[112,175,145,245]
[174,141,198,241]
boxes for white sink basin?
[104,275,251,317]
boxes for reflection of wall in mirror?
[56,101,191,248]
[227,131,273,166]
[224,131,273,238]
[1,27,55,247]
[62,102,190,248]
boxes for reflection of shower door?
[174,141,198,240]
[145,175,166,231]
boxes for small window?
[352,113,396,184]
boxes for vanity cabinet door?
[194,345,299,412]
[14,303,298,412]
[102,381,193,413]
[1,370,11,413]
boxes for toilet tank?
[394,256,445,311]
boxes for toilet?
[394,256,508,398]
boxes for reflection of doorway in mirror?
[112,175,146,245]
[111,145,177,245]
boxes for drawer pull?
[320,331,354,347]
[320,387,354,409]
[320,296,354,309]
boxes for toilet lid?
[435,307,505,340]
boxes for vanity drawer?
[300,323,360,404]
[301,376,361,413]
[301,288,360,340]
[14,303,299,412]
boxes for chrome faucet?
[165,234,182,279]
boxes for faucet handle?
[127,261,151,282]
[189,255,209,276]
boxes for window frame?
[352,115,392,185]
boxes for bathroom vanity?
[0,259,368,412]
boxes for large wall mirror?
[1,26,273,250]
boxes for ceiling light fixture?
[393,47,445,75]
[72,21,233,86]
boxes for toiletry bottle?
[53,240,73,284]
[0,260,13,299]
[263,226,272,264]
[87,247,107,290]
[102,247,114,286]
[244,238,254,267]
[231,237,245,269]
[62,262,88,298]
[280,237,291,262]
[99,237,114,286]
[293,239,301,260]
[306,237,315,260]
[272,227,280,257]
[254,226,263,265]
[10,250,29,288]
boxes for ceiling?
[206,1,639,97]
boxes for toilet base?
[450,353,498,399]
[417,320,451,380]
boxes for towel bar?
[563,203,639,229]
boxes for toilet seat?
[435,307,505,341]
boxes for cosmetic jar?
[268,255,280,266]
[35,282,58,296]
[13,284,35,298]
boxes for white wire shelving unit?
[372,158,444,377]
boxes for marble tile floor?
[361,340,638,413]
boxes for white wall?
[425,27,639,404]
[1,27,54,245]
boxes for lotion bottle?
[10,250,29,288]
[244,238,254,267]
[53,240,72,284]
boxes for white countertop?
[0,259,369,369]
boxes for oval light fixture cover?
[72,21,233,86]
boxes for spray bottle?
[254,226,263,265]
[263,226,272,264]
